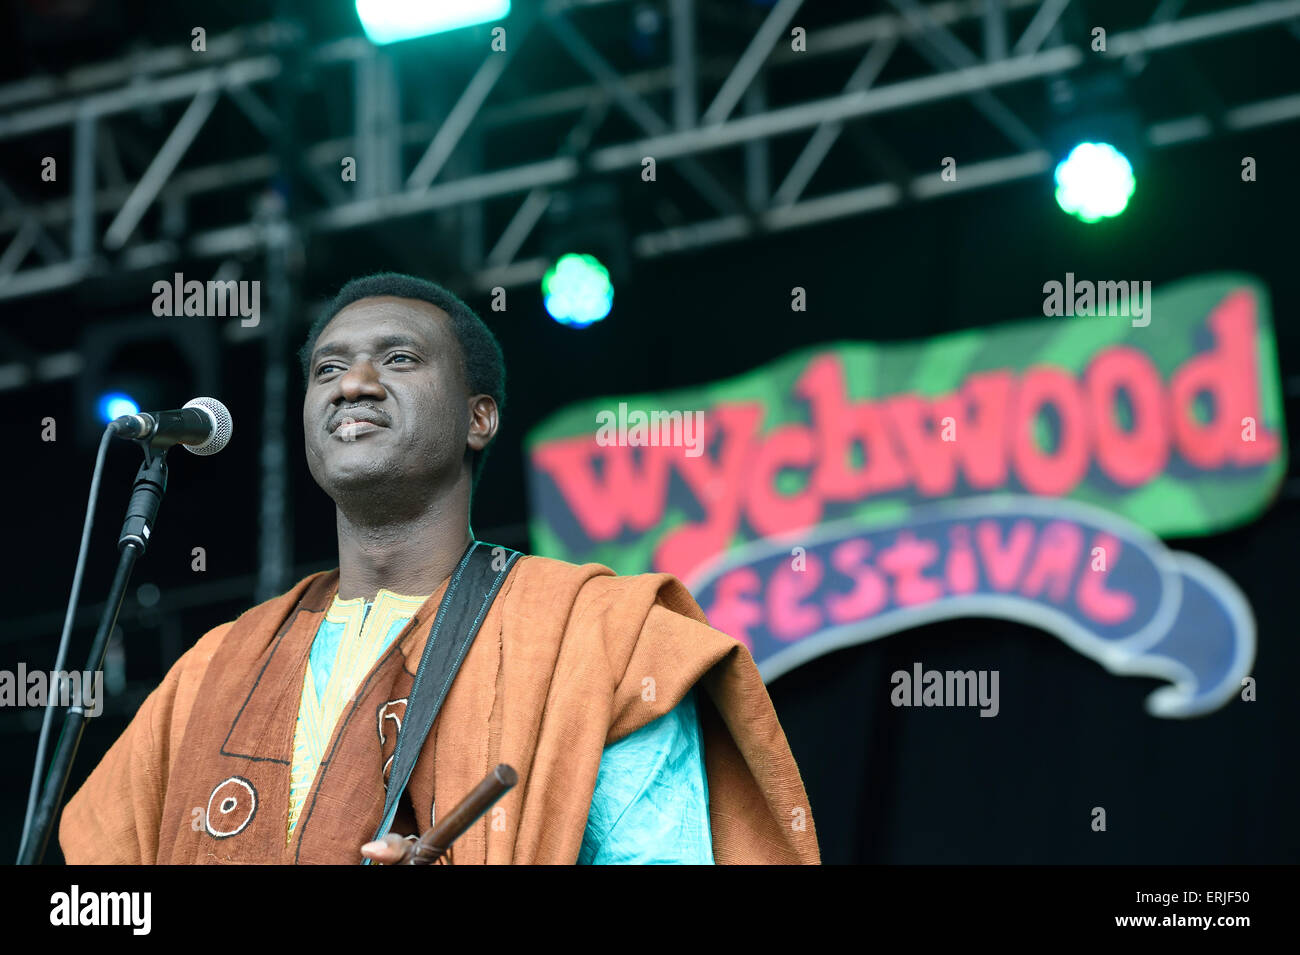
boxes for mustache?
[328,404,392,432]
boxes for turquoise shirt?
[302,595,715,864]
[579,688,715,865]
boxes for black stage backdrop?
[3,121,1296,866]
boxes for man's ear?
[466,394,499,452]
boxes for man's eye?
[316,353,414,376]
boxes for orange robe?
[59,555,821,864]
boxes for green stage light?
[1054,142,1135,224]
[355,0,510,45]
[543,254,613,327]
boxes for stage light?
[543,254,613,327]
[355,0,510,45]
[1053,142,1135,224]
[97,392,139,423]
[631,3,663,60]
[76,317,220,449]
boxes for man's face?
[303,296,491,506]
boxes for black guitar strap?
[365,539,521,857]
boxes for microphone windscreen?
[183,397,233,456]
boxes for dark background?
[1,0,1296,864]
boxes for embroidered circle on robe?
[205,776,258,838]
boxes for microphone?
[109,397,233,456]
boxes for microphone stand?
[19,441,169,865]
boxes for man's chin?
[320,458,395,495]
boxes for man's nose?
[338,357,386,400]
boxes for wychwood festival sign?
[526,274,1284,717]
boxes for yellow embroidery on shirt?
[287,588,428,841]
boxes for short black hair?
[298,272,506,488]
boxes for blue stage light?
[98,392,139,423]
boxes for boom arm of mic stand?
[18,444,169,865]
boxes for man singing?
[59,273,820,864]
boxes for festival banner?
[525,273,1285,717]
